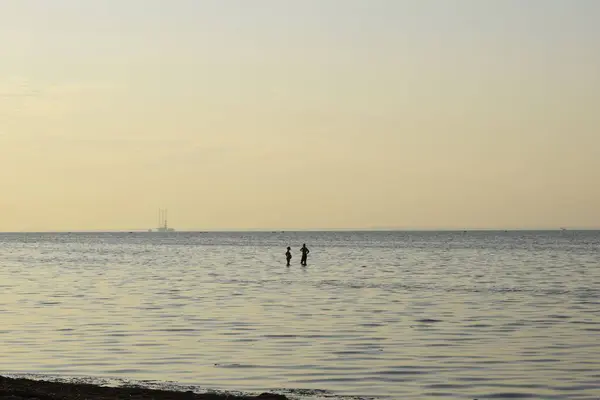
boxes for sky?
[1,0,599,231]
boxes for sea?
[0,231,598,399]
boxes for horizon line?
[0,227,598,234]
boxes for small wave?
[484,393,537,399]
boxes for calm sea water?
[0,231,599,399]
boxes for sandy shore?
[0,376,287,400]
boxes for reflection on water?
[0,231,599,399]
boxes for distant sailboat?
[154,209,175,232]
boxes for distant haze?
[1,1,599,231]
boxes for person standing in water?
[300,244,310,266]
[285,247,292,266]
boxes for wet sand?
[0,376,287,400]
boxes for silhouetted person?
[300,244,310,266]
[285,247,292,266]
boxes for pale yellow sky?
[1,1,599,231]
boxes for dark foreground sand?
[0,376,287,400]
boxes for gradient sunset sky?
[1,1,599,231]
